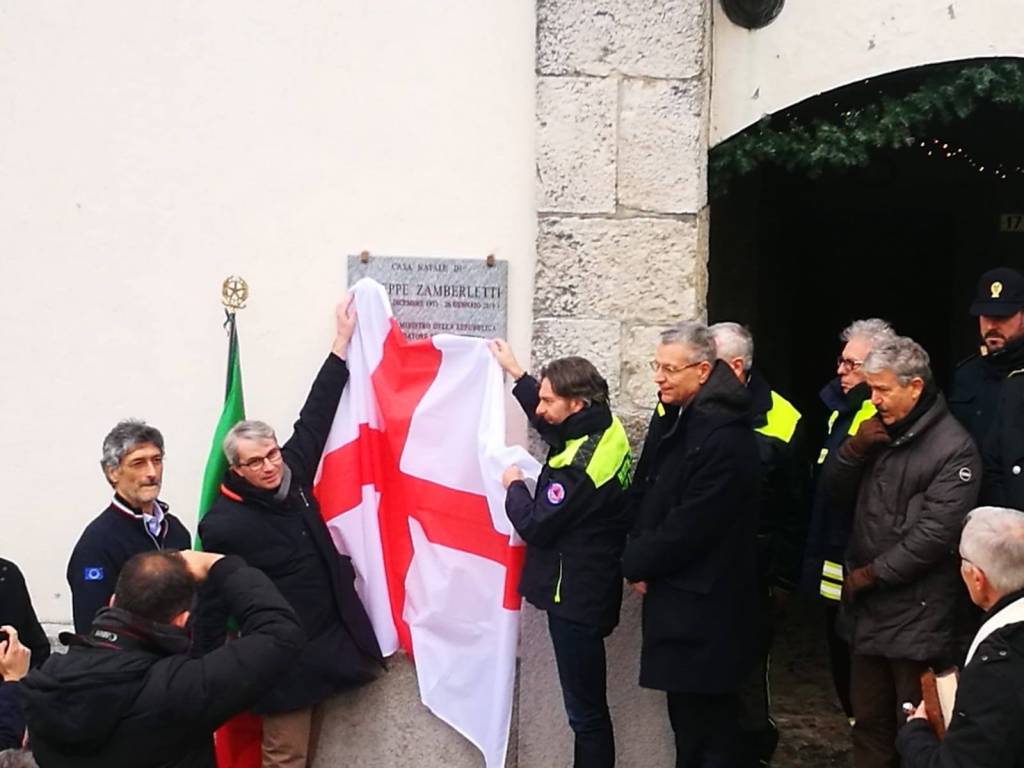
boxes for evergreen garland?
[709,60,1024,196]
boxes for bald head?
[114,551,195,625]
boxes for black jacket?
[67,499,191,633]
[20,556,304,768]
[800,380,874,599]
[504,375,631,631]
[949,334,1024,448]
[982,370,1024,510]
[196,354,383,714]
[823,394,980,662]
[0,559,50,669]
[896,590,1024,768]
[0,681,24,750]
[748,370,808,589]
[621,362,761,694]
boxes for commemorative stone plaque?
[348,254,508,340]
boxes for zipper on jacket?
[553,556,563,604]
[299,488,310,508]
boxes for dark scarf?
[884,381,939,441]
[61,606,191,656]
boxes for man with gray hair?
[897,506,1024,766]
[195,295,382,768]
[622,321,760,767]
[709,321,805,766]
[823,336,980,768]
[803,318,895,720]
[67,419,191,633]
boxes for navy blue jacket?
[949,334,1024,448]
[800,380,872,598]
[67,499,191,633]
[505,375,630,631]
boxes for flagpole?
[196,276,249,548]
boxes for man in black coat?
[196,296,383,768]
[67,420,191,633]
[897,506,1024,767]
[621,321,760,768]
[710,322,807,767]
[950,267,1024,449]
[19,549,304,768]
[823,337,980,768]
[491,341,631,768]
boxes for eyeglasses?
[836,356,865,373]
[649,360,702,375]
[237,447,282,471]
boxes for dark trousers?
[850,654,926,768]
[824,602,853,718]
[547,614,615,768]
[737,583,779,766]
[666,691,741,768]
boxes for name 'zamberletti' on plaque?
[348,254,508,340]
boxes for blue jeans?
[547,614,615,768]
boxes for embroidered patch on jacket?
[958,467,973,482]
[83,566,105,582]
[546,482,566,505]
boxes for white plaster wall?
[0,1,536,623]
[712,0,1024,145]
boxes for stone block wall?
[533,0,712,443]
[521,1,713,765]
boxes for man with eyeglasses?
[621,321,760,768]
[68,419,191,633]
[195,296,383,768]
[801,318,895,722]
[897,506,1024,767]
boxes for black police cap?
[970,267,1024,317]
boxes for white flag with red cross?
[313,277,539,768]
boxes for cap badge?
[991,281,1004,299]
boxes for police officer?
[950,267,1024,448]
[710,322,806,767]
[490,340,631,768]
[802,318,895,720]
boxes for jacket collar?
[887,388,946,447]
[556,403,613,442]
[110,494,168,519]
[819,379,870,415]
[988,587,1024,618]
[748,368,773,425]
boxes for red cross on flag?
[314,278,539,768]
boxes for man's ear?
[698,360,713,384]
[910,377,925,399]
[170,610,190,628]
[104,465,120,488]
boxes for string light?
[917,137,1020,180]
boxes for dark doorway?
[710,67,1024,446]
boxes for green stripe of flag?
[195,311,245,548]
